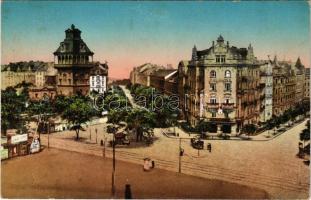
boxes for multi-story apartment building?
[177,60,190,119]
[294,58,305,104]
[130,63,165,87]
[305,68,310,101]
[35,62,56,88]
[53,24,108,96]
[259,60,273,123]
[272,57,303,116]
[149,69,177,95]
[1,67,35,90]
[182,35,261,135]
[89,62,108,94]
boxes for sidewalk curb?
[163,119,308,142]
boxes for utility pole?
[112,126,116,197]
[90,128,92,140]
[178,138,181,173]
[48,122,50,148]
[103,133,106,158]
[95,128,98,144]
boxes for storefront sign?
[1,147,8,160]
[11,134,28,144]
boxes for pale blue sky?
[2,1,310,78]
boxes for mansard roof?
[54,24,94,56]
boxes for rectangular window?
[210,98,217,104]
[221,56,226,63]
[210,83,216,91]
[216,56,220,63]
[225,83,231,91]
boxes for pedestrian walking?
[207,143,212,153]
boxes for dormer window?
[216,55,226,63]
[216,56,220,63]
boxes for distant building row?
[1,25,108,100]
[129,35,310,134]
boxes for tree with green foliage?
[107,109,128,124]
[300,120,310,147]
[126,108,156,142]
[62,98,94,140]
[28,99,53,123]
[196,120,217,133]
[53,95,72,114]
[1,87,27,135]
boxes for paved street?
[39,118,310,199]
[2,148,268,199]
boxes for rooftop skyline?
[2,1,310,79]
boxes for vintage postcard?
[1,1,310,199]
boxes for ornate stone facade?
[89,62,108,94]
[272,57,305,116]
[54,24,96,96]
[259,60,273,122]
[181,36,261,135]
[305,68,310,101]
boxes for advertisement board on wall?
[11,134,28,144]
[1,146,9,160]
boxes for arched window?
[225,70,231,78]
[210,70,216,78]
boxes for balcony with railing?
[222,103,235,109]
[206,103,219,109]
[223,89,232,94]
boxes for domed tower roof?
[53,24,94,56]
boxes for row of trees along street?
[180,100,310,138]
[1,82,101,140]
[106,84,179,143]
[2,81,308,144]
[299,119,310,163]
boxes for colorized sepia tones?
[1,1,310,199]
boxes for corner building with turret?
[181,36,261,135]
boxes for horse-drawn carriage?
[190,138,204,149]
